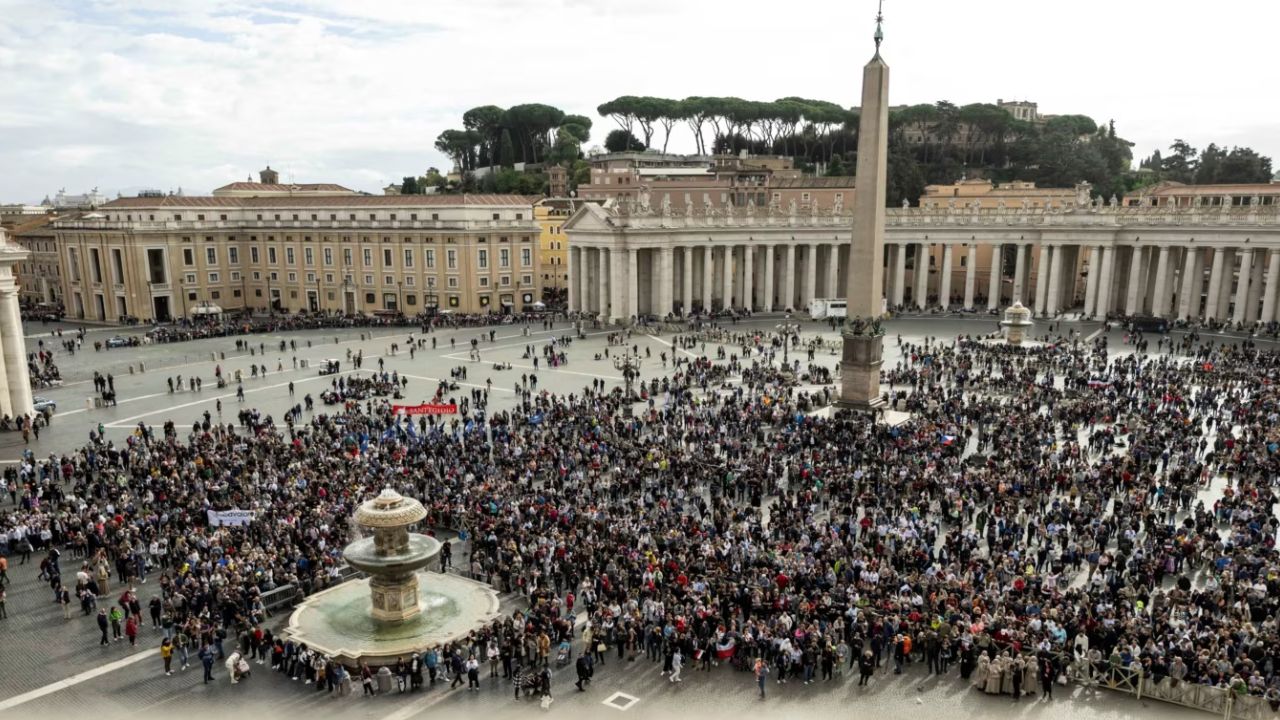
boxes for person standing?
[754,656,769,699]
[58,584,71,619]
[97,608,109,645]
[575,654,593,691]
[109,606,123,641]
[161,638,173,676]
[858,649,875,686]
[200,644,215,684]
[466,653,480,690]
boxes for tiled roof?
[101,194,537,210]
[213,182,354,192]
[769,177,857,189]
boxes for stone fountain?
[283,489,500,666]
[1000,301,1034,345]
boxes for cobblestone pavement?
[0,312,1249,720]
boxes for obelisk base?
[837,332,886,410]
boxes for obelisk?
[839,5,889,410]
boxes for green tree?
[825,155,847,176]
[498,129,516,169]
[1161,139,1198,183]
[604,129,645,152]
[400,176,420,194]
[462,105,507,166]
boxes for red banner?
[393,403,457,415]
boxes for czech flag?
[941,434,957,446]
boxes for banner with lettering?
[393,403,458,416]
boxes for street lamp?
[776,311,800,380]
[146,281,155,323]
[397,280,404,314]
[612,350,642,404]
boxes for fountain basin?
[343,534,440,576]
[284,570,501,667]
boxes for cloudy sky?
[1,0,1276,202]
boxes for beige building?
[535,198,604,304]
[52,180,541,322]
[1124,180,1280,208]
[11,214,64,307]
[577,151,855,212]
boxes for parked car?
[105,335,132,348]
[318,359,342,376]
[33,396,56,414]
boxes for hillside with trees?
[1139,140,1274,185]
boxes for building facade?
[52,193,541,322]
[1124,180,1280,208]
[11,214,64,306]
[564,194,1280,327]
[535,198,604,303]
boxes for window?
[427,277,437,288]
[406,294,416,306]
[323,247,333,266]
[68,248,81,282]
[325,273,334,283]
[522,274,532,285]
[492,213,500,220]
[521,248,531,267]
[183,248,195,266]
[802,192,811,202]
[500,275,511,286]
[425,249,435,268]
[365,293,376,304]
[286,247,296,265]
[250,246,259,263]
[447,249,457,270]
[405,276,415,287]
[268,246,277,264]
[403,248,414,268]
[499,248,510,268]
[185,273,197,284]
[289,272,298,282]
[208,272,220,284]
[230,271,241,281]
[383,248,393,267]
[303,247,313,266]
[364,274,374,285]
[205,247,217,265]
[447,277,459,288]
[363,248,373,266]
[111,249,125,283]
[228,247,239,264]
[478,249,488,269]
[343,248,352,266]
[431,213,439,221]
[479,277,490,288]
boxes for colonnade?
[569,242,849,322]
[0,235,34,417]
[569,237,1280,328]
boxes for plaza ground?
[0,312,1259,720]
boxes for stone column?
[825,244,839,300]
[803,244,818,308]
[938,245,954,309]
[784,244,797,312]
[706,244,716,310]
[1233,248,1253,325]
[1151,245,1172,317]
[1083,246,1101,317]
[914,243,928,309]
[987,244,1002,310]
[682,247,693,314]
[722,245,734,309]
[743,245,754,311]
[597,248,609,317]
[762,243,773,311]
[649,250,662,315]
[609,247,624,324]
[0,288,31,416]
[1261,250,1280,324]
[1246,252,1265,323]
[0,317,10,417]
[1094,246,1115,319]
[1034,245,1052,315]
[1215,250,1235,320]
[1124,247,1145,316]
[568,247,580,312]
[1177,248,1198,320]
[658,246,674,317]
[1204,247,1225,321]
[627,248,639,322]
[1013,244,1027,303]
[1045,245,1063,316]
[892,243,907,307]
[963,245,977,308]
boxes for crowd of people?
[2,318,1280,714]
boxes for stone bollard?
[129,365,135,375]
[220,352,225,360]
[211,353,217,362]
[139,362,144,372]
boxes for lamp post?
[397,280,404,314]
[342,276,354,315]
[612,350,641,405]
[776,311,800,381]
[146,281,155,323]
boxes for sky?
[1,0,1277,203]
